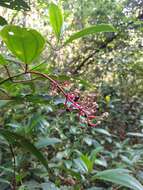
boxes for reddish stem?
[28,70,97,127]
[29,71,67,97]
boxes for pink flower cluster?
[64,92,98,127]
[50,80,98,127]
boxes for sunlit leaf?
[80,154,93,172]
[65,24,116,45]
[49,3,63,40]
[0,25,45,64]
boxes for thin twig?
[11,77,41,83]
[3,65,12,81]
[25,64,28,73]
[0,73,25,85]
[10,12,19,24]
[0,88,11,98]
[29,70,67,96]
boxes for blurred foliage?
[0,0,143,189]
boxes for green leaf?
[80,154,93,172]
[49,3,63,40]
[0,25,45,64]
[36,137,61,148]
[90,147,103,163]
[65,24,116,45]
[74,158,88,173]
[67,169,82,180]
[93,169,143,190]
[0,129,48,170]
[0,178,10,184]
[93,128,111,136]
[95,158,107,168]
[0,166,14,174]
[0,0,30,11]
[0,54,8,65]
[42,182,60,190]
[127,132,143,138]
[0,16,8,26]
[0,100,11,108]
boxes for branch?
[0,68,98,127]
[72,34,118,74]
[29,70,67,96]
[3,65,12,80]
[0,73,25,85]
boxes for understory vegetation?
[0,0,143,189]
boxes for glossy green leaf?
[65,24,116,45]
[0,25,45,64]
[36,137,61,148]
[93,169,143,190]
[49,3,63,40]
[95,158,108,168]
[0,129,48,170]
[0,0,30,11]
[74,158,88,173]
[127,132,143,137]
[93,128,111,136]
[0,16,8,26]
